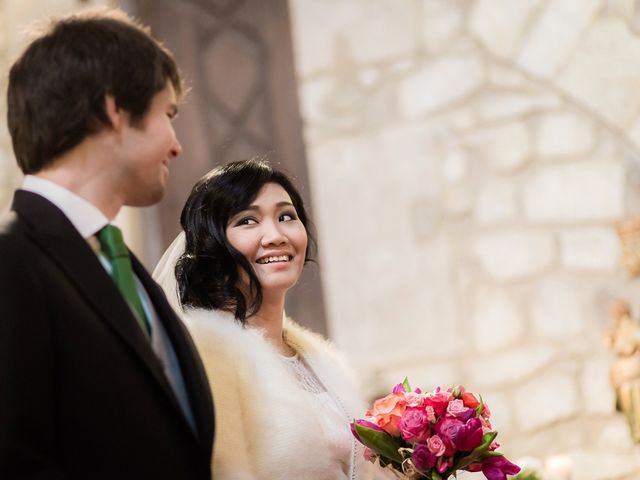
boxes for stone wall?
[289,1,640,479]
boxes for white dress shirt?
[21,175,196,432]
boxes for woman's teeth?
[257,255,290,264]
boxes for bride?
[153,158,371,479]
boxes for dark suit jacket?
[0,190,214,479]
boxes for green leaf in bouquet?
[353,422,404,465]
[403,377,412,392]
[475,395,484,417]
[430,471,442,480]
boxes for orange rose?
[461,392,480,409]
[366,393,407,436]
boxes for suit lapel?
[133,257,215,453]
[12,191,191,431]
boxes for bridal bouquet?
[351,379,520,480]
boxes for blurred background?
[2,1,640,478]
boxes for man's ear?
[104,94,124,132]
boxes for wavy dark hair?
[176,158,316,323]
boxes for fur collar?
[180,308,366,479]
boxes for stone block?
[590,417,635,450]
[420,1,464,52]
[463,122,531,173]
[467,345,556,388]
[559,227,621,271]
[529,277,587,341]
[488,65,531,89]
[477,389,512,434]
[471,229,555,282]
[516,0,601,78]
[523,162,624,223]
[289,0,417,76]
[474,179,519,224]
[441,146,468,184]
[443,183,472,218]
[571,451,640,480]
[535,111,596,158]
[473,91,561,123]
[469,0,544,58]
[399,55,483,117]
[582,357,617,415]
[558,19,640,127]
[513,371,579,431]
[470,288,525,353]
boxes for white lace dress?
[280,351,353,480]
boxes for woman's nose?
[261,221,287,246]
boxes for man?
[0,8,214,479]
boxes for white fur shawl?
[181,308,367,480]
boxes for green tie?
[97,225,151,338]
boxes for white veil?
[152,231,186,313]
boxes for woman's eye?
[238,217,257,226]
[280,213,296,222]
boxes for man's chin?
[124,185,166,207]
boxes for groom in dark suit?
[0,8,214,479]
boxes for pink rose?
[403,391,424,407]
[399,407,430,442]
[446,399,470,418]
[435,417,464,455]
[425,390,451,417]
[426,435,446,457]
[425,405,436,424]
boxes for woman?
[153,159,368,479]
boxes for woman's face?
[226,182,308,295]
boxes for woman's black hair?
[175,158,316,323]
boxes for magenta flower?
[481,455,521,480]
[435,417,464,453]
[392,383,406,394]
[399,408,431,442]
[350,419,383,443]
[425,391,450,417]
[411,444,436,472]
[455,417,484,452]
[436,455,453,474]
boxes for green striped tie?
[97,225,151,338]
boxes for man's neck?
[35,141,123,220]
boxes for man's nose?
[170,138,182,158]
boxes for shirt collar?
[22,175,109,239]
